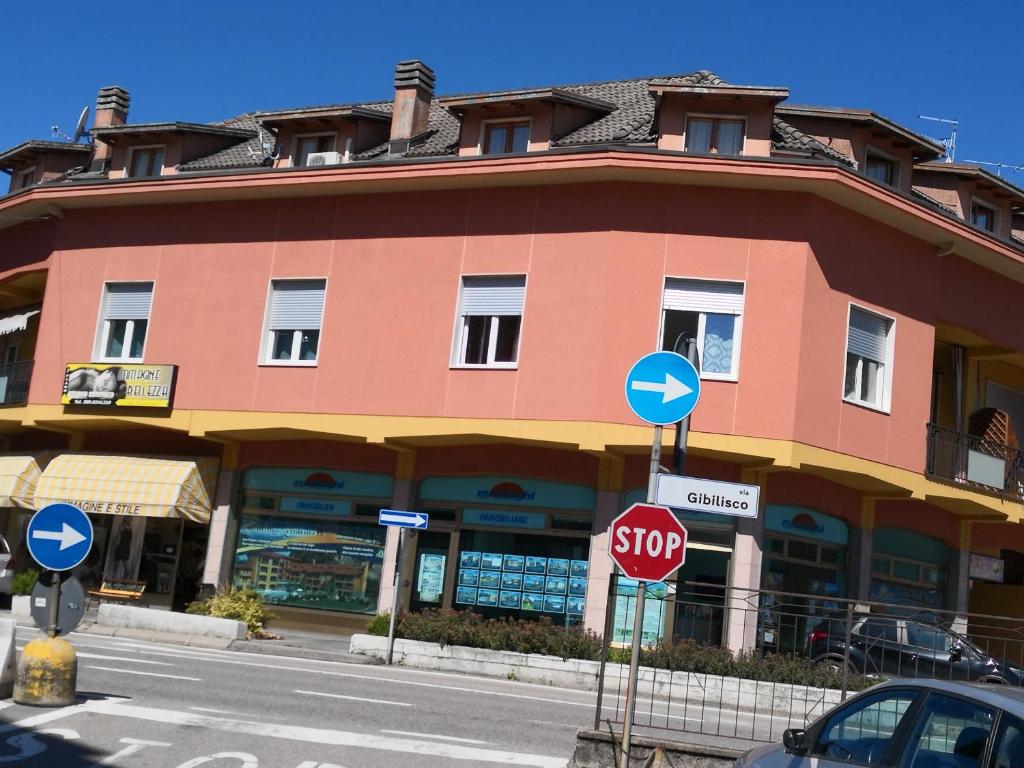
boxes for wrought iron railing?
[925,422,1024,502]
[0,360,32,406]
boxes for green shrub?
[185,586,275,637]
[366,612,391,636]
[11,570,38,596]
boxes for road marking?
[98,737,172,766]
[176,752,258,768]
[86,665,202,681]
[77,652,174,666]
[294,690,412,707]
[380,729,487,745]
[86,700,568,766]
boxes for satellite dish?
[72,106,90,142]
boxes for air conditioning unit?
[305,151,342,167]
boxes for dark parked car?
[806,614,1023,685]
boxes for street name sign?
[609,503,688,582]
[624,351,701,426]
[378,509,429,529]
[26,503,93,572]
[656,474,760,518]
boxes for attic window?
[971,200,996,233]
[13,167,35,190]
[293,134,337,167]
[865,151,898,187]
[127,146,165,178]
[482,121,531,155]
[685,117,744,156]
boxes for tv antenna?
[958,159,1024,178]
[247,124,280,165]
[919,115,958,162]
[50,106,91,143]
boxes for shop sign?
[765,506,848,546]
[62,363,176,408]
[656,475,759,518]
[462,508,547,529]
[419,476,596,511]
[969,553,1005,583]
[279,497,352,517]
[243,468,394,499]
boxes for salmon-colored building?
[1,61,1023,641]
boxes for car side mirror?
[783,728,807,754]
[950,643,963,662]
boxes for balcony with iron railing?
[0,360,32,406]
[925,422,1024,503]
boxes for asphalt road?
[0,628,594,767]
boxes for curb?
[228,640,381,664]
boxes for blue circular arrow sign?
[26,503,94,572]
[625,351,702,426]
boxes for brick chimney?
[389,61,435,155]
[90,86,130,172]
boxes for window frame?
[450,273,527,370]
[258,277,328,367]
[659,276,745,382]
[13,166,36,190]
[479,119,533,156]
[682,113,747,156]
[93,280,155,363]
[897,690,996,768]
[842,303,896,413]
[864,146,900,188]
[126,144,167,178]
[291,132,338,168]
[970,198,997,233]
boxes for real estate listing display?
[455,551,588,615]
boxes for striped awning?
[0,455,43,508]
[33,454,213,523]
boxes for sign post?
[379,509,429,665]
[619,351,701,767]
[26,503,93,638]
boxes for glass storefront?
[414,475,595,624]
[870,528,947,609]
[229,467,394,615]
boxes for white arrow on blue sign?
[378,509,429,529]
[625,351,702,426]
[26,503,94,572]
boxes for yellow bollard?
[13,637,77,707]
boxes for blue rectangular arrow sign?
[378,509,429,529]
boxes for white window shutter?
[268,280,326,329]
[102,283,153,320]
[461,276,526,316]
[848,307,889,363]
[663,279,744,314]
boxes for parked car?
[737,678,1024,768]
[0,535,11,595]
[806,614,1024,685]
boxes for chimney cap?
[394,60,435,92]
[97,86,131,110]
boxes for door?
[410,531,450,612]
[901,621,973,682]
[853,616,902,677]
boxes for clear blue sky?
[3,0,1022,178]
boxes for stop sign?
[608,503,688,582]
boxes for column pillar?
[584,456,623,635]
[202,468,241,590]
[377,450,416,616]
[947,521,971,633]
[725,468,767,654]
[854,497,877,605]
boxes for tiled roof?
[771,117,853,166]
[911,186,958,216]
[177,114,268,171]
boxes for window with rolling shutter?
[95,282,154,362]
[661,279,744,379]
[261,279,326,364]
[844,305,894,411]
[453,276,526,367]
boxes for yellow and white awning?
[0,455,44,508]
[33,454,213,523]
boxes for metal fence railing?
[925,422,1024,502]
[593,576,1024,744]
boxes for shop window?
[844,305,894,411]
[95,282,153,362]
[482,121,531,155]
[243,494,276,510]
[453,275,526,368]
[354,504,381,517]
[551,515,592,532]
[261,279,326,365]
[293,133,337,167]
[971,200,996,232]
[127,145,166,178]
[684,117,744,156]
[419,507,457,522]
[661,278,744,379]
[865,150,898,187]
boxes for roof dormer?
[92,122,256,179]
[0,141,91,194]
[439,88,614,157]
[913,162,1024,240]
[650,74,788,158]
[257,105,392,168]
[775,106,942,193]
